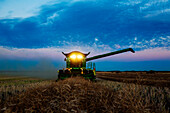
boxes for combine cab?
[57,48,135,81]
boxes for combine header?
[57,48,135,81]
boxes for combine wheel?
[57,70,63,81]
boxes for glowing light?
[77,55,83,59]
[70,54,76,59]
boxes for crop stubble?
[0,75,169,113]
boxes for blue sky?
[0,0,170,71]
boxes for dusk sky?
[0,0,170,71]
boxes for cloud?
[0,0,170,51]
[144,8,170,18]
[100,47,170,62]
[0,45,169,62]
[140,0,169,11]
[0,0,170,71]
[0,0,54,19]
[119,0,142,6]
[41,12,60,25]
[0,43,110,60]
[95,38,99,41]
[0,46,64,60]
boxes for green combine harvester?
[57,48,135,81]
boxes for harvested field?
[0,76,169,113]
[0,76,51,104]
[96,72,170,87]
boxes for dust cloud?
[0,59,65,79]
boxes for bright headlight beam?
[77,55,83,59]
[70,54,76,59]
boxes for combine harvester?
[57,48,135,81]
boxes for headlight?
[70,54,76,59]
[77,55,83,59]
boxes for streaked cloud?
[0,0,54,19]
[0,0,170,70]
[108,47,170,61]
[0,0,170,49]
[140,0,169,11]
[0,46,169,62]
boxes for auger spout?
[86,48,135,61]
